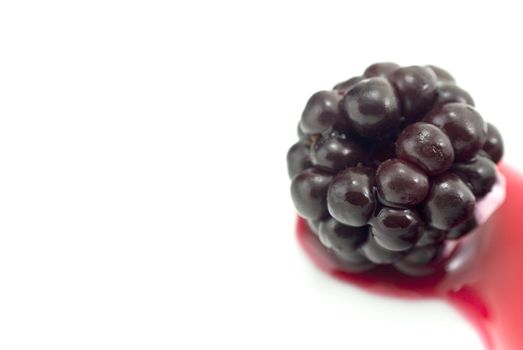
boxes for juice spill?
[297,165,523,350]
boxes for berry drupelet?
[287,63,505,276]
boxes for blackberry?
[288,63,504,277]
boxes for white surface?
[0,1,522,349]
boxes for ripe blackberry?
[288,63,504,277]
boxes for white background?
[0,1,521,349]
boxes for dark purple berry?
[363,62,400,78]
[389,66,438,121]
[422,173,475,230]
[436,83,475,106]
[318,217,368,258]
[483,122,504,163]
[416,227,447,247]
[424,103,487,161]
[327,167,375,227]
[361,234,406,264]
[311,132,364,173]
[291,168,332,220]
[342,77,401,139]
[447,217,478,239]
[333,76,364,95]
[454,155,497,198]
[376,159,429,207]
[288,63,505,276]
[370,208,423,251]
[426,65,455,83]
[300,91,345,135]
[396,122,455,175]
[287,142,312,179]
